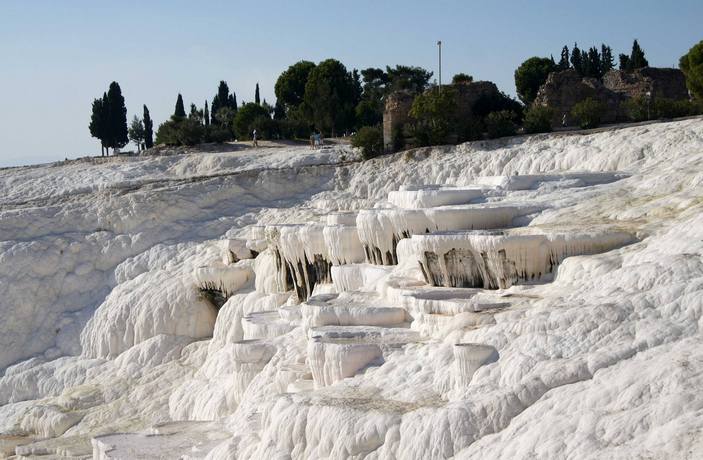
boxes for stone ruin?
[533,67,690,127]
[382,81,500,151]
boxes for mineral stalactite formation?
[1,121,702,459]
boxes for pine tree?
[204,101,210,126]
[255,83,260,105]
[601,44,614,73]
[559,45,570,70]
[106,81,128,152]
[128,116,145,151]
[630,39,649,69]
[174,94,186,118]
[143,105,154,149]
[571,43,583,75]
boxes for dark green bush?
[279,119,310,139]
[392,125,405,151]
[571,98,605,129]
[523,106,554,133]
[233,103,271,139]
[408,87,458,146]
[155,116,205,146]
[623,96,648,122]
[485,110,517,138]
[653,98,695,119]
[351,126,383,160]
[458,117,484,142]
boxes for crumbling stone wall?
[383,91,414,151]
[602,67,689,100]
[382,81,500,151]
[534,67,689,127]
[533,69,620,126]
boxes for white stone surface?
[0,120,702,459]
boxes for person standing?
[252,129,258,148]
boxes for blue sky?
[1,0,701,167]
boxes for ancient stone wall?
[382,82,500,151]
[602,67,689,100]
[534,67,690,127]
[382,91,414,151]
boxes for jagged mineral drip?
[453,343,498,390]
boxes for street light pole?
[437,40,442,94]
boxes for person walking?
[562,113,567,128]
[252,129,258,148]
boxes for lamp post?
[437,40,442,94]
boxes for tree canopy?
[680,40,703,100]
[452,73,474,84]
[275,60,316,115]
[514,57,556,105]
[619,39,649,71]
[89,82,128,155]
[303,58,357,135]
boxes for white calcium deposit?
[1,119,703,459]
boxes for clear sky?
[1,0,701,167]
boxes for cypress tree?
[255,83,260,105]
[217,81,230,107]
[630,39,649,69]
[229,91,238,111]
[619,54,631,70]
[559,45,570,70]
[106,82,128,151]
[89,96,107,156]
[143,105,154,149]
[587,46,602,78]
[101,93,110,153]
[211,95,220,124]
[174,94,186,118]
[601,44,614,73]
[571,43,583,75]
[204,100,210,126]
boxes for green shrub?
[351,126,383,160]
[208,125,232,143]
[571,98,605,129]
[250,116,280,140]
[409,87,458,146]
[233,103,271,139]
[155,116,205,146]
[523,106,554,133]
[458,117,484,142]
[653,98,695,119]
[279,119,309,139]
[485,110,517,138]
[623,96,649,122]
[392,125,405,151]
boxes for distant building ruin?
[382,81,501,151]
[533,67,689,127]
